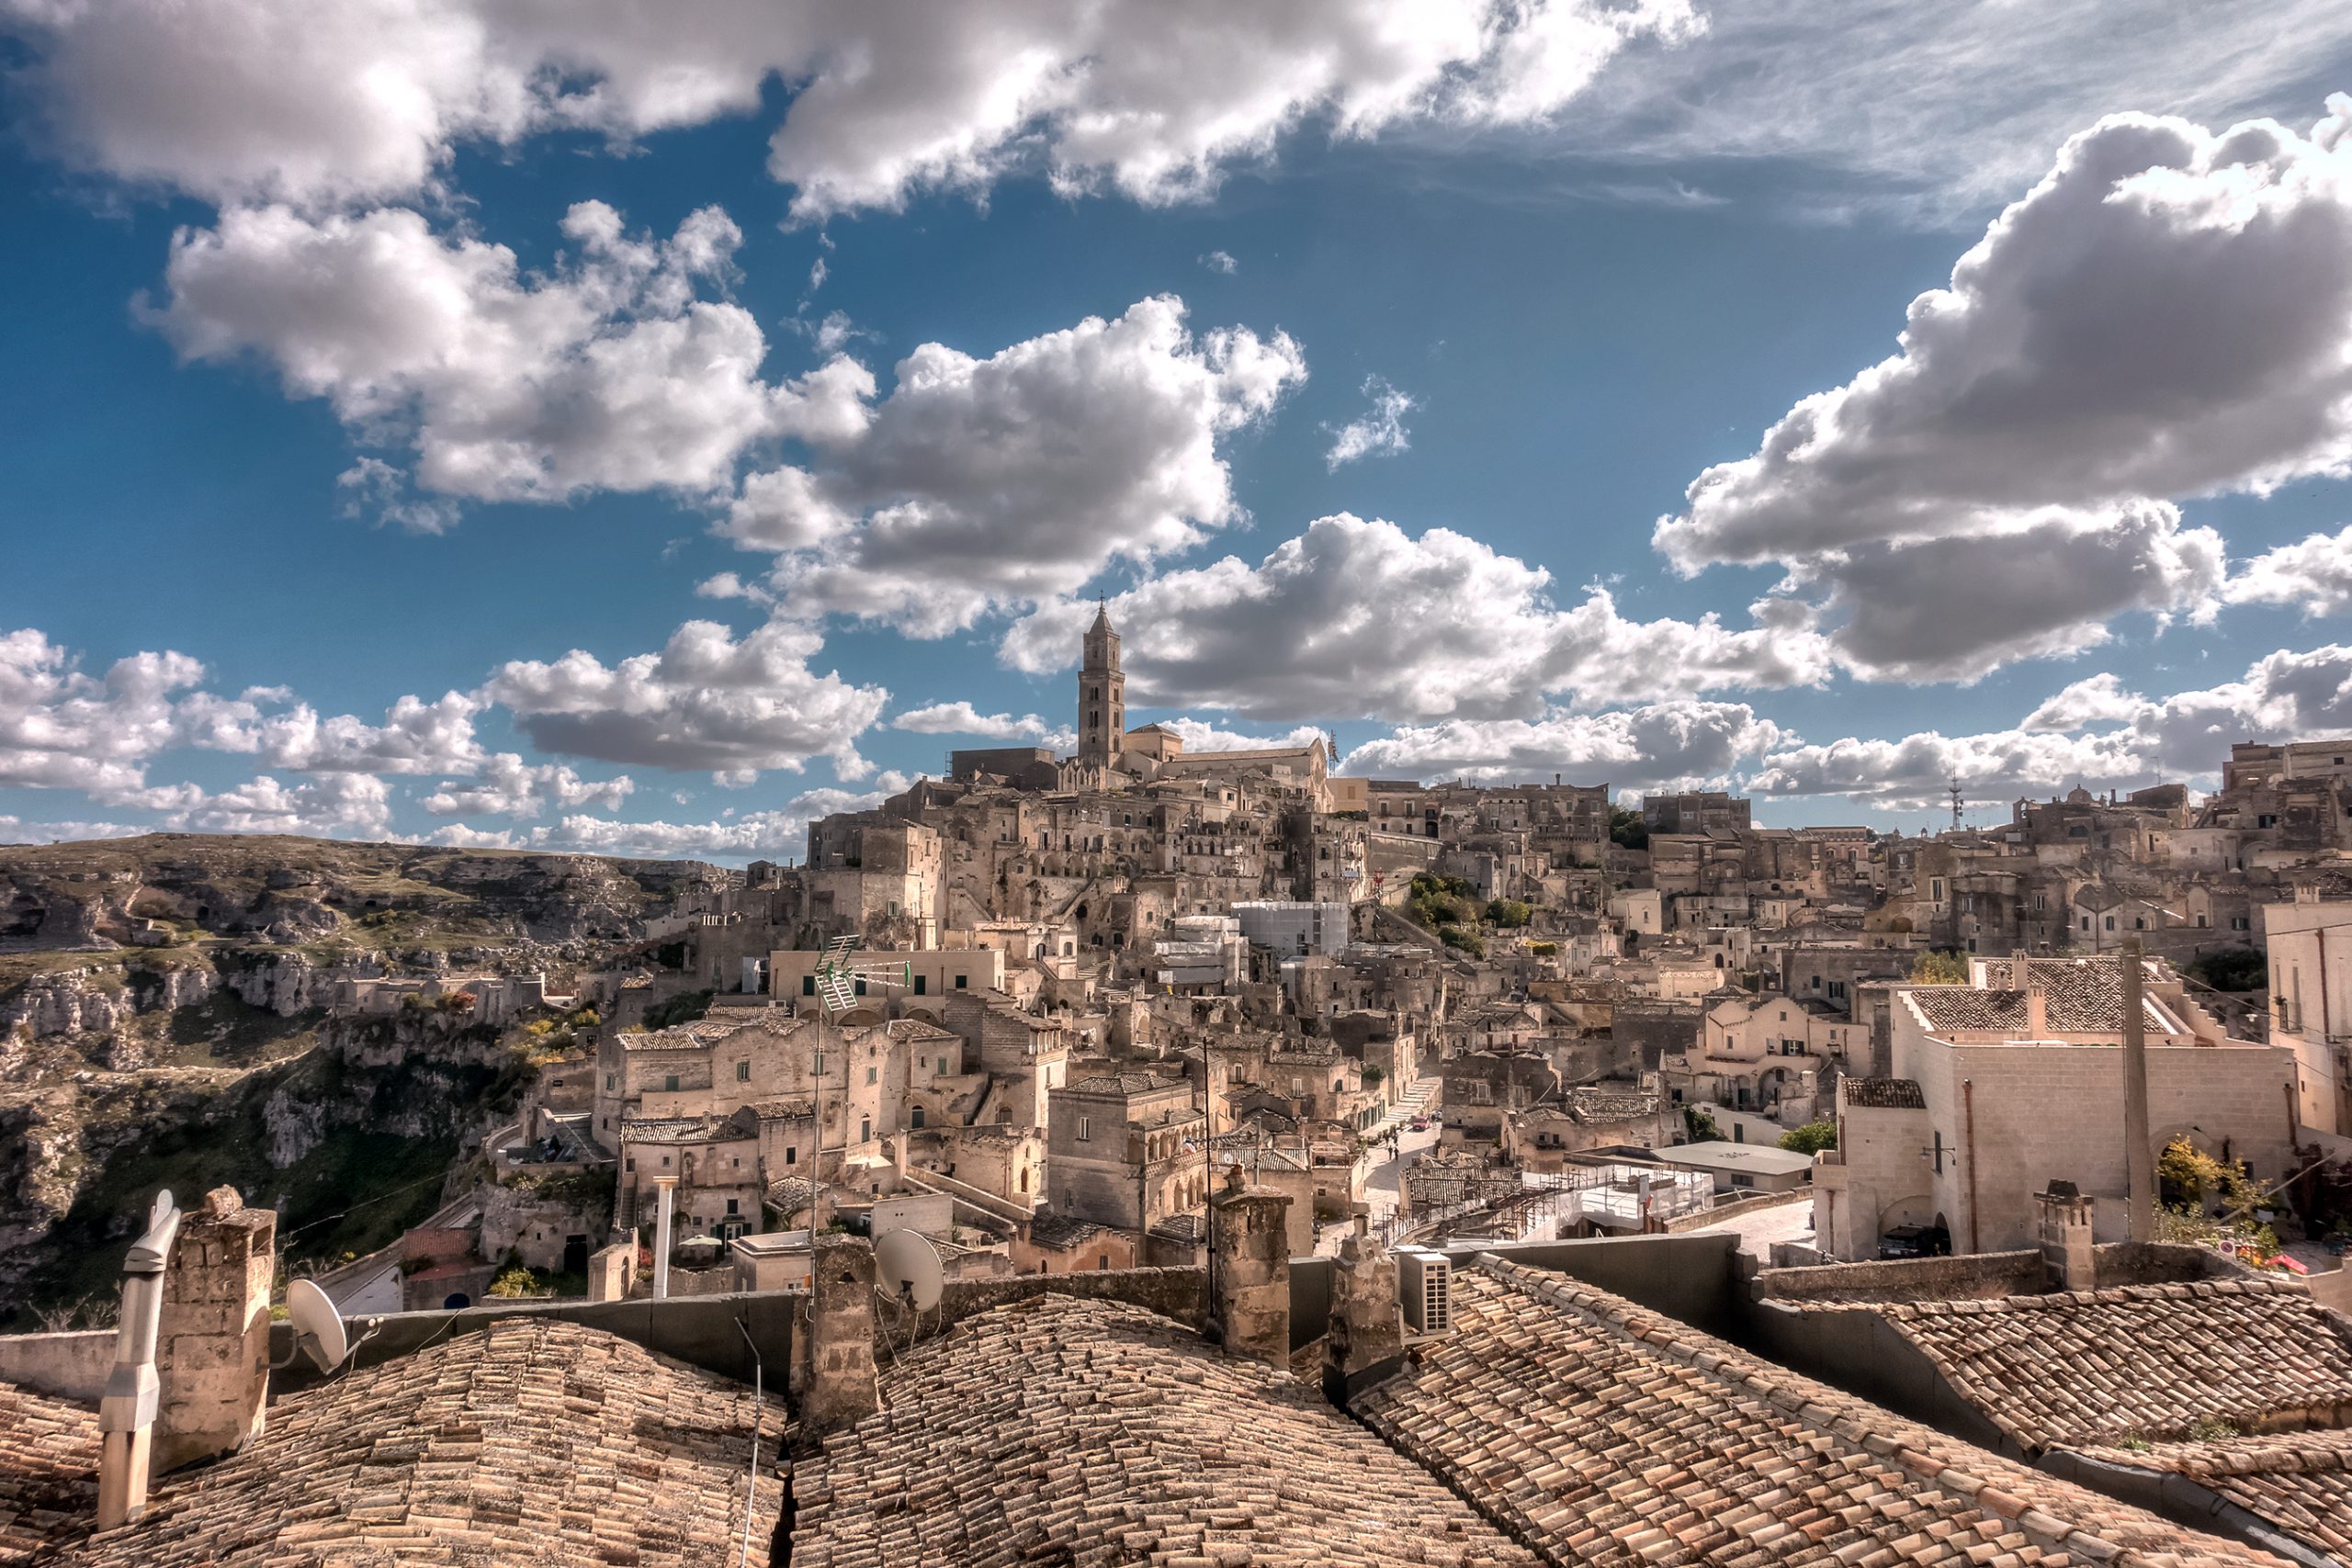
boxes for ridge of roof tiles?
[1353,1255,2280,1568]
[2069,1429,2352,1561]
[1867,1280,2352,1453]
[790,1292,1539,1567]
[51,1318,783,1568]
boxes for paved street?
[1683,1193,1817,1256]
[1316,1076,1442,1256]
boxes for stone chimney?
[802,1234,878,1429]
[1323,1211,1401,1406]
[2024,986,2048,1038]
[152,1187,274,1475]
[2036,1181,2097,1292]
[1210,1165,1291,1370]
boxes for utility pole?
[2120,936,2155,1242]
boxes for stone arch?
[1875,1192,1938,1236]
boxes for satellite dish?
[874,1230,943,1312]
[286,1279,350,1372]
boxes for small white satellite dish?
[286,1279,350,1372]
[874,1230,943,1312]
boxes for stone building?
[1044,1073,1210,1235]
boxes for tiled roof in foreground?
[0,1380,97,1566]
[1872,1279,2352,1453]
[2071,1428,2352,1562]
[1355,1257,2276,1568]
[60,1318,782,1568]
[791,1292,1537,1567]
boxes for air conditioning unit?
[1395,1247,1453,1337]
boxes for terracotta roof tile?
[2072,1429,2352,1560]
[1871,1280,2352,1452]
[792,1293,1537,1567]
[59,1319,782,1567]
[1353,1257,2278,1568]
[0,1380,98,1566]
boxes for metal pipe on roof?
[2121,937,2154,1244]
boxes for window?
[725,1198,739,1214]
[859,1116,871,1141]
[1078,1115,1092,1142]
[604,1072,616,1089]
[866,1066,877,1086]
[814,1051,825,1074]
[914,974,927,995]
[802,975,817,997]
[785,1146,797,1165]
[955,973,968,989]
[2105,916,2116,931]
[2197,914,2208,927]
[664,1074,680,1092]
[854,977,866,996]
[736,1060,750,1081]
[911,1106,925,1128]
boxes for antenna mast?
[1948,773,1965,832]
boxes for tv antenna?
[874,1229,943,1312]
[1949,773,1965,831]
[807,935,914,1234]
[280,1278,351,1372]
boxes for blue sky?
[3,3,2350,860]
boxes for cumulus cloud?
[530,774,912,861]
[0,628,209,802]
[1753,643,2352,810]
[481,619,888,783]
[1343,701,1786,787]
[2226,524,2352,617]
[1001,513,1833,722]
[0,815,145,845]
[175,773,396,837]
[1820,502,2227,682]
[1153,717,1332,753]
[748,296,1306,635]
[1324,376,1415,469]
[5,1,1700,215]
[146,200,872,512]
[1651,103,2352,682]
[232,692,487,775]
[1199,250,1238,275]
[419,754,633,818]
[891,703,1073,749]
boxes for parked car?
[1877,1223,1951,1259]
[1408,1117,1430,1133]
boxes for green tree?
[1779,1121,1838,1156]
[2186,948,2266,993]
[1682,1105,1722,1143]
[1907,950,1970,985]
[1608,806,1648,852]
[1484,898,1532,928]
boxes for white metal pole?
[653,1179,675,1300]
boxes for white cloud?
[1200,250,1238,275]
[751,296,1306,635]
[237,692,487,775]
[1651,102,2352,682]
[175,773,395,837]
[419,753,633,818]
[0,628,209,802]
[1324,376,1415,469]
[1753,642,2352,810]
[891,702,1073,749]
[1001,513,1834,722]
[533,773,911,861]
[1342,701,1785,787]
[0,815,146,844]
[2226,523,2352,616]
[480,619,888,782]
[1568,9,2352,220]
[1151,717,1331,753]
[146,200,872,511]
[4,1,1702,215]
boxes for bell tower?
[1079,602,1124,767]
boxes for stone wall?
[1754,1249,2045,1305]
[0,1328,113,1401]
[880,1266,1207,1361]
